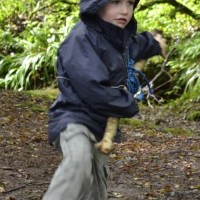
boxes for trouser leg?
[89,142,108,199]
[43,124,108,200]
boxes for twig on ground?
[2,181,49,194]
[0,167,16,171]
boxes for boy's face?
[98,0,134,29]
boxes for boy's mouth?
[116,18,128,24]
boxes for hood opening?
[80,0,140,17]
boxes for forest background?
[0,1,200,199]
[0,0,199,102]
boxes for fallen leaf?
[0,181,6,192]
[113,192,124,198]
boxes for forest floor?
[0,89,200,200]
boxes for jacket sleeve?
[129,31,161,62]
[58,34,138,118]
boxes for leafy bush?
[0,0,199,99]
[168,32,200,93]
[0,3,79,90]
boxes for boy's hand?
[153,33,167,59]
[95,117,119,155]
[95,138,113,155]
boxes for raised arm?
[129,31,167,62]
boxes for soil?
[0,89,199,200]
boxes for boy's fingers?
[154,33,167,59]
[95,139,113,154]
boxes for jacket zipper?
[122,47,128,80]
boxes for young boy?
[43,0,166,199]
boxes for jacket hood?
[80,0,140,15]
[80,0,139,51]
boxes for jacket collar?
[82,15,137,52]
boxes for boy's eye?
[128,1,135,6]
[111,0,119,4]
[110,0,135,6]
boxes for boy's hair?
[133,0,140,9]
[80,0,140,15]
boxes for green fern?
[169,32,200,93]
[0,10,78,90]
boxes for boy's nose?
[120,4,129,14]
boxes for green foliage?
[0,0,35,21]
[135,1,200,99]
[136,0,199,37]
[120,118,156,129]
[0,0,79,90]
[186,111,200,121]
[26,88,59,100]
[165,127,193,136]
[168,32,200,93]
[0,0,199,100]
[0,26,59,90]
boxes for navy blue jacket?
[48,0,161,143]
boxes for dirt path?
[0,90,199,200]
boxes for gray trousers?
[43,124,108,200]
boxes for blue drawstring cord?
[126,52,153,100]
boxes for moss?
[165,127,194,136]
[120,118,156,129]
[186,111,200,121]
[120,118,143,127]
[25,88,59,100]
[18,101,46,113]
[30,105,46,112]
